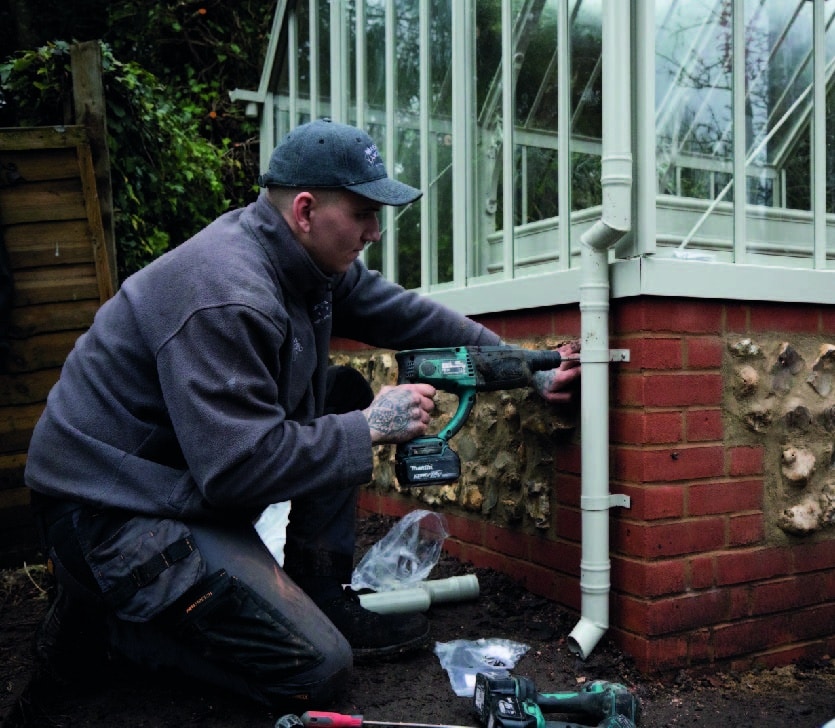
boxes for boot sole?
[351,624,431,663]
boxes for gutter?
[566,0,633,660]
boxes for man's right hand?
[363,383,437,444]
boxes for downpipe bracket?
[578,348,630,363]
[580,494,632,510]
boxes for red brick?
[484,522,530,559]
[725,304,749,333]
[789,602,835,642]
[529,536,580,575]
[502,309,555,338]
[749,573,835,616]
[648,591,729,635]
[791,539,835,573]
[612,410,682,445]
[615,594,650,633]
[357,490,381,514]
[619,483,685,520]
[688,480,763,516]
[749,303,820,333]
[553,473,581,507]
[610,630,691,674]
[616,445,725,483]
[376,496,413,519]
[689,554,715,589]
[713,615,790,658]
[616,591,727,636]
[728,584,750,619]
[728,446,764,476]
[554,507,582,542]
[821,308,835,334]
[611,555,687,597]
[614,373,646,406]
[511,559,566,602]
[551,307,581,335]
[330,336,372,351]
[471,315,505,339]
[558,444,582,476]
[686,629,715,664]
[732,642,835,672]
[461,543,510,574]
[715,547,793,585]
[613,299,724,335]
[642,373,723,406]
[613,518,726,559]
[685,409,723,441]
[444,512,484,547]
[442,539,467,563]
[629,337,683,370]
[686,337,724,369]
[728,513,764,546]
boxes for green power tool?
[472,672,641,728]
[394,346,563,487]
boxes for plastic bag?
[351,510,449,592]
[434,638,530,697]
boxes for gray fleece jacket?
[24,194,500,520]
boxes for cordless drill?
[472,673,641,728]
[394,346,563,487]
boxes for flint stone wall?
[726,336,835,539]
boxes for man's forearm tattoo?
[533,369,558,394]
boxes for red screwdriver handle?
[301,711,364,728]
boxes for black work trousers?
[32,365,374,708]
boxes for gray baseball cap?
[258,118,422,206]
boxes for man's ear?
[292,192,315,233]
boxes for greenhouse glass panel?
[655,0,735,257]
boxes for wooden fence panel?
[0,125,115,567]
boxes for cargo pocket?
[86,515,205,622]
[174,569,324,688]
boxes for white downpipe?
[566,0,633,660]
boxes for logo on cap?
[365,144,382,169]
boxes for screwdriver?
[299,711,477,728]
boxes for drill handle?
[437,389,476,443]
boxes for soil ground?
[1,513,833,728]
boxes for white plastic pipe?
[358,574,480,614]
[566,0,633,660]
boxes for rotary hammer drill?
[472,672,641,728]
[393,345,564,487]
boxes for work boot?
[318,586,430,662]
[33,582,107,685]
[283,543,430,661]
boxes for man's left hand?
[532,340,581,404]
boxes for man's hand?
[532,340,581,404]
[363,383,437,444]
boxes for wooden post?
[70,41,118,294]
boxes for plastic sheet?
[351,510,449,592]
[434,638,530,697]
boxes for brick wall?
[352,298,835,675]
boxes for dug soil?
[2,513,833,728]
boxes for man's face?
[304,190,382,274]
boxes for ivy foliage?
[1,41,228,278]
[0,1,273,280]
